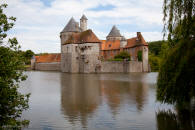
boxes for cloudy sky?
[1,0,164,53]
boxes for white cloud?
[0,0,164,53]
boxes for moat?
[20,71,195,130]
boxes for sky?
[1,0,164,53]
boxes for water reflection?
[60,74,102,128]
[20,72,195,129]
[101,80,148,112]
[60,73,150,129]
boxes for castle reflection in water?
[60,73,151,128]
[20,71,194,130]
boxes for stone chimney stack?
[137,32,141,41]
[80,14,88,32]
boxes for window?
[109,44,111,47]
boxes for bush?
[108,58,123,61]
[114,51,131,61]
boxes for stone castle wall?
[100,61,143,73]
[142,46,149,72]
[61,43,101,73]
[35,62,61,71]
[32,60,144,73]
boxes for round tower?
[60,17,81,72]
[60,17,80,45]
[80,14,88,32]
[120,36,127,48]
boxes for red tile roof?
[64,29,101,44]
[35,54,61,63]
[101,33,148,50]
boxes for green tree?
[148,41,164,56]
[148,40,167,72]
[149,53,161,72]
[23,50,34,65]
[0,3,30,128]
[24,50,34,59]
[157,0,195,103]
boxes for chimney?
[136,32,141,42]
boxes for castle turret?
[60,17,81,45]
[106,25,122,41]
[80,14,88,32]
[60,17,81,72]
[120,36,127,48]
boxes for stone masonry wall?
[128,61,143,72]
[100,61,124,72]
[78,43,101,73]
[35,62,61,71]
[100,61,143,73]
[142,46,149,72]
[61,43,101,73]
[33,60,143,73]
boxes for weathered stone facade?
[60,15,101,73]
[35,62,61,71]
[100,61,143,73]
[61,43,101,73]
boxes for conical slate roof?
[107,25,121,37]
[61,17,80,33]
[80,14,88,20]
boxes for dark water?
[20,71,195,130]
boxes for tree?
[157,0,195,103]
[148,40,166,72]
[149,53,161,72]
[23,50,34,65]
[148,41,164,56]
[24,50,34,59]
[0,3,30,129]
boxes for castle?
[32,15,149,73]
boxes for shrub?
[114,51,131,61]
